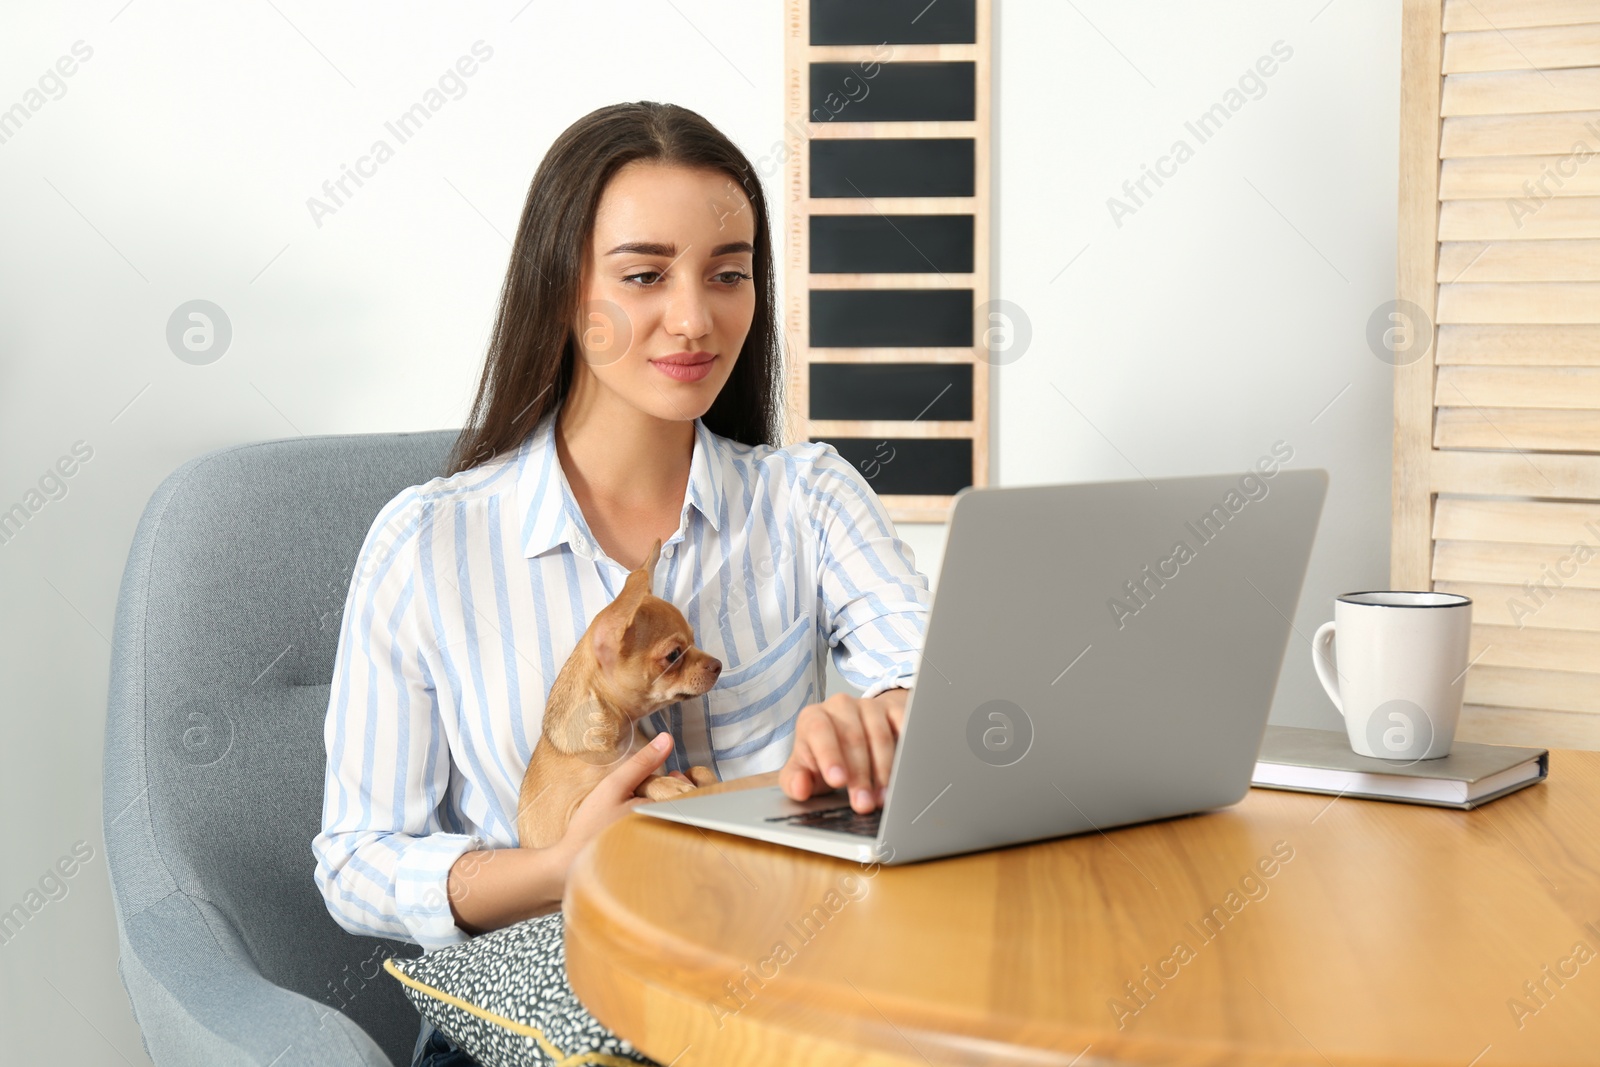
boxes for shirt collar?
[515,409,725,559]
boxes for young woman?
[312,101,931,1066]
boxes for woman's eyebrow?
[605,240,754,257]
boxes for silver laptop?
[636,468,1328,865]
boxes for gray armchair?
[103,430,459,1066]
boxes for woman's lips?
[651,355,714,382]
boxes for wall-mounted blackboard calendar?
[783,0,991,522]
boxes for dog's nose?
[706,658,722,677]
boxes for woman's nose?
[667,282,712,339]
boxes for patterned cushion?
[384,911,660,1067]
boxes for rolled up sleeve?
[807,444,932,700]
[311,490,479,950]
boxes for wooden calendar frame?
[782,0,993,523]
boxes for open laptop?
[636,467,1328,865]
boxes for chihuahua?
[516,538,723,849]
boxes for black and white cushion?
[384,911,661,1067]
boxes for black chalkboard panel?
[810,0,977,45]
[810,215,973,273]
[811,289,973,348]
[810,363,973,421]
[811,139,974,198]
[810,63,975,123]
[812,436,973,496]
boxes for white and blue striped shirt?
[312,409,931,949]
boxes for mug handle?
[1311,621,1343,716]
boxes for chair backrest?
[104,429,458,1066]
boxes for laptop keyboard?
[765,804,882,837]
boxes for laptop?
[636,467,1328,865]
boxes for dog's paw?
[686,765,719,787]
[637,774,698,801]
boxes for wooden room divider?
[1396,0,1600,748]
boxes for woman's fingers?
[805,697,875,813]
[885,694,909,738]
[803,704,849,788]
[604,731,673,801]
[778,705,841,802]
[778,762,815,801]
[860,698,898,801]
[779,695,903,811]
[833,703,877,812]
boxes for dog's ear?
[591,609,627,674]
[592,540,662,673]
[633,538,661,594]
[616,537,661,608]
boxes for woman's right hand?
[554,730,678,869]
[447,732,679,936]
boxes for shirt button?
[662,544,675,558]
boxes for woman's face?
[573,160,757,421]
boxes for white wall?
[0,1,1394,1060]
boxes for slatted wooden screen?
[1397,0,1600,749]
[783,0,992,522]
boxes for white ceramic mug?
[1311,591,1472,761]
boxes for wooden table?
[564,752,1600,1066]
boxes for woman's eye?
[665,648,681,664]
[623,270,750,287]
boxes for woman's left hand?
[779,688,909,814]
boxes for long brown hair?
[445,101,783,476]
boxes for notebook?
[1251,725,1548,810]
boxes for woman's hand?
[779,688,909,813]
[557,731,680,861]
[447,731,679,936]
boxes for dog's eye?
[665,648,681,664]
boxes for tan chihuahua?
[516,538,723,849]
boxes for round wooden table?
[563,753,1600,1066]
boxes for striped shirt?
[312,409,932,949]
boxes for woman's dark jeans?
[412,1020,479,1066]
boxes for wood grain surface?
[563,755,1600,1066]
